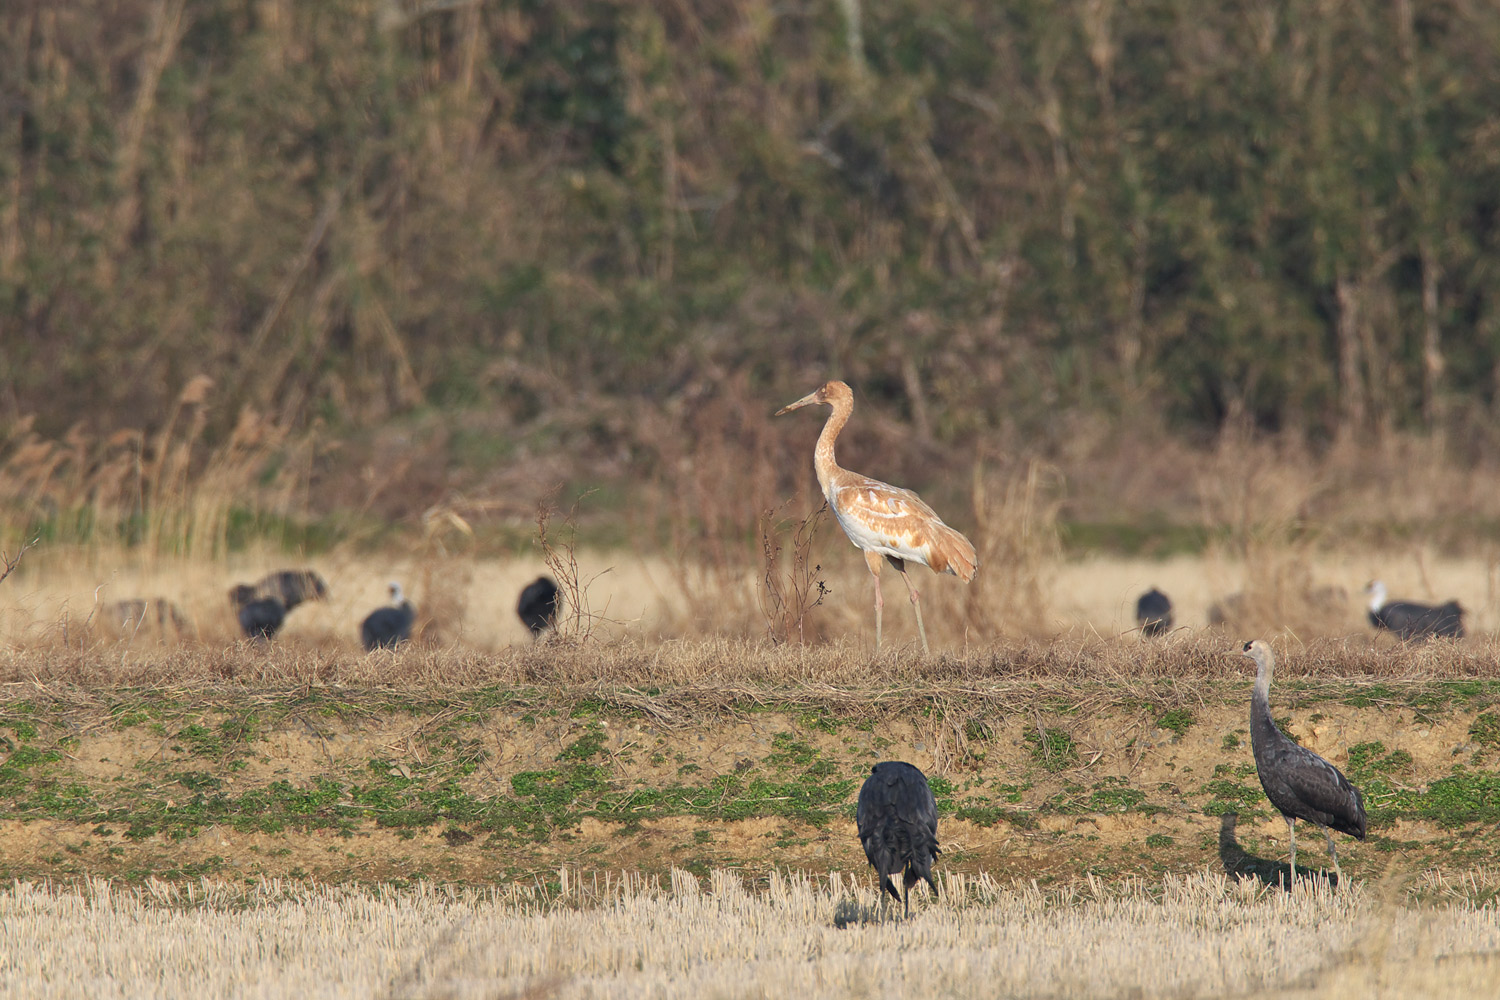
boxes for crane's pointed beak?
[774,391,820,416]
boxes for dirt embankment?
[1,673,1496,886]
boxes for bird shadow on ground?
[832,896,923,928]
[1219,812,1342,891]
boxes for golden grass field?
[2,541,1494,652]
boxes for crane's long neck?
[1367,582,1386,613]
[1250,655,1277,753]
[1253,653,1272,704]
[812,397,851,499]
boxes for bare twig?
[0,537,38,587]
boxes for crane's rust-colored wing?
[829,472,978,581]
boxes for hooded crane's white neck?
[1244,641,1274,703]
[1366,580,1387,613]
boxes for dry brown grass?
[1,631,1494,690]
[0,385,317,564]
[2,870,1498,999]
[964,458,1063,638]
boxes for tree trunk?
[1335,273,1365,442]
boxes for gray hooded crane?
[230,585,285,641]
[361,582,415,651]
[1365,580,1464,640]
[1135,588,1173,637]
[856,761,940,916]
[1242,640,1366,887]
[516,576,560,637]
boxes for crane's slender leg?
[1285,816,1298,890]
[1325,829,1343,886]
[889,556,930,656]
[904,869,924,916]
[864,549,885,652]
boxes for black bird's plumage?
[1251,698,1367,839]
[517,576,560,636]
[1366,581,1464,640]
[253,569,330,612]
[230,585,285,640]
[1135,588,1173,637]
[361,582,415,651]
[1243,640,1366,885]
[226,569,327,642]
[856,761,940,916]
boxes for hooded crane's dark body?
[230,585,285,641]
[856,761,940,916]
[517,576,560,636]
[361,583,415,651]
[1135,588,1173,637]
[253,569,330,612]
[1366,581,1464,640]
[1243,640,1366,886]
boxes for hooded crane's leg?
[1324,829,1343,886]
[864,549,885,652]
[1285,816,1298,890]
[903,869,924,917]
[889,557,930,655]
[880,874,900,919]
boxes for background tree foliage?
[5,0,1500,461]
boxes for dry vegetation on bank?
[3,871,1499,1000]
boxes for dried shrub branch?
[0,537,37,587]
[759,499,831,645]
[536,489,615,642]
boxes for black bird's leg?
[1324,828,1343,886]
[1286,816,1297,889]
[903,868,921,917]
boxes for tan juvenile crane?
[776,380,977,654]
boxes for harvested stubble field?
[4,870,1500,999]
